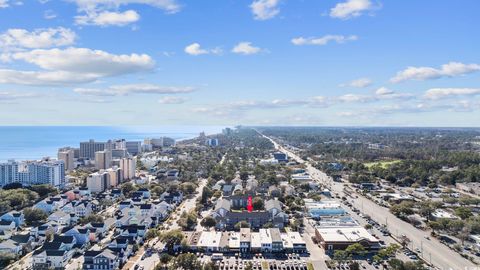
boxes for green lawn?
[364,160,401,169]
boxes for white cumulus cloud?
[158,96,188,104]
[337,93,374,103]
[69,0,181,13]
[68,0,180,27]
[0,47,155,86]
[75,10,140,26]
[391,62,480,83]
[0,27,76,51]
[184,43,222,56]
[340,77,372,88]
[232,42,262,55]
[74,84,195,96]
[12,47,154,76]
[0,69,99,86]
[424,88,480,100]
[330,0,375,19]
[250,0,280,20]
[0,0,9,8]
[375,87,394,96]
[292,35,358,46]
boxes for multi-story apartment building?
[80,139,112,160]
[106,167,122,187]
[58,148,75,172]
[144,137,175,148]
[95,150,112,170]
[0,159,65,187]
[0,160,18,186]
[87,171,110,193]
[125,141,141,156]
[119,157,136,180]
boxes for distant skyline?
[0,0,479,127]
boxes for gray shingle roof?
[215,198,231,212]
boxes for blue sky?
[0,0,479,126]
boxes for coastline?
[0,125,225,162]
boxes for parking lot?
[200,253,309,270]
[215,257,308,270]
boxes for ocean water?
[0,126,224,162]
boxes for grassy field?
[364,160,401,169]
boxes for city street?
[302,217,328,270]
[261,132,476,270]
[341,187,476,270]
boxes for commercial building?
[197,231,223,252]
[291,173,312,183]
[120,157,136,180]
[314,226,380,252]
[188,228,306,254]
[57,148,75,172]
[305,199,346,218]
[95,150,112,170]
[281,231,307,253]
[80,139,112,160]
[273,152,288,162]
[206,138,219,147]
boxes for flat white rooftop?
[198,231,222,248]
[228,232,240,249]
[259,228,272,244]
[251,232,261,248]
[316,226,378,243]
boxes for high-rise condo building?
[87,171,110,193]
[112,149,128,159]
[106,167,122,187]
[120,157,136,180]
[144,137,175,148]
[95,150,112,170]
[0,159,65,187]
[0,160,19,186]
[80,139,113,160]
[125,141,142,156]
[58,148,75,172]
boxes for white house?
[0,239,21,254]
[48,211,71,225]
[74,201,92,217]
